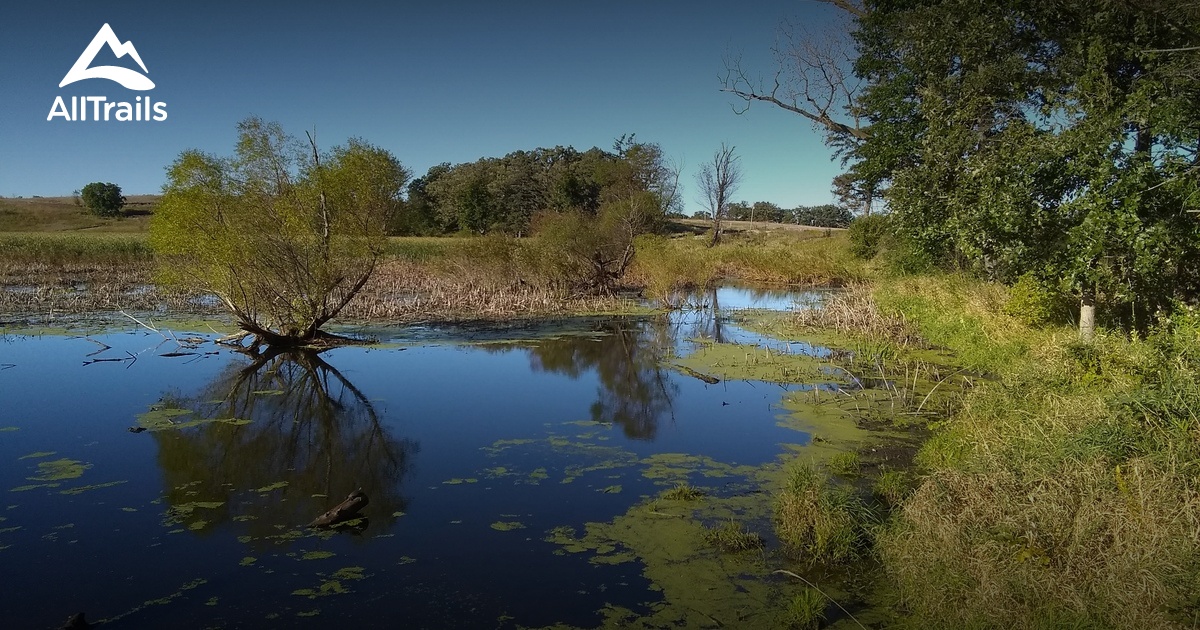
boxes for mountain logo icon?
[59,23,154,91]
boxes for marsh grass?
[703,520,765,553]
[0,232,153,266]
[783,587,827,630]
[827,451,862,477]
[629,231,868,306]
[660,482,705,501]
[875,276,1200,628]
[776,462,873,564]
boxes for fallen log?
[675,364,720,384]
[308,489,369,528]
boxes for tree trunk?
[1079,293,1096,342]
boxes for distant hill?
[0,195,158,232]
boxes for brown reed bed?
[789,284,920,347]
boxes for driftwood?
[308,489,369,528]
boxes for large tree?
[852,0,1200,334]
[151,117,409,347]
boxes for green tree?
[533,137,679,293]
[151,117,409,347]
[779,0,1200,336]
[80,181,125,217]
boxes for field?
[0,195,157,232]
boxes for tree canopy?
[150,117,409,346]
[737,0,1200,328]
[80,181,125,217]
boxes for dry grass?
[341,258,633,321]
[881,460,1200,628]
[790,284,920,347]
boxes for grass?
[702,520,765,553]
[628,230,869,305]
[784,587,827,630]
[775,461,873,564]
[0,232,152,265]
[0,196,157,232]
[827,451,862,477]
[660,482,706,501]
[869,275,1200,628]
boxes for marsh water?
[0,287,838,628]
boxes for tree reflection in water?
[518,318,679,440]
[148,347,416,539]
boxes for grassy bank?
[867,277,1200,628]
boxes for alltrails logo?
[47,23,167,122]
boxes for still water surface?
[0,287,833,628]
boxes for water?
[0,287,835,628]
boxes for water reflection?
[148,347,417,538]
[490,318,679,440]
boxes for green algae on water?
[136,407,252,432]
[28,458,89,482]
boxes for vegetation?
[660,482,705,501]
[393,135,679,238]
[870,275,1200,628]
[731,0,1200,336]
[80,182,125,217]
[702,520,764,553]
[775,461,872,564]
[783,588,827,630]
[151,117,409,346]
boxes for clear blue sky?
[0,1,847,213]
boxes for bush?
[80,182,125,217]
[847,214,889,259]
[1003,273,1069,326]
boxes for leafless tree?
[696,144,742,246]
[721,1,878,214]
[721,2,868,144]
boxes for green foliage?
[150,117,409,343]
[792,204,853,228]
[847,213,889,259]
[80,182,125,217]
[844,0,1200,325]
[412,138,678,237]
[1004,273,1070,326]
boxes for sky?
[0,1,848,214]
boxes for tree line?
[728,0,1200,334]
[390,135,680,237]
[693,201,853,228]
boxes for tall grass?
[628,231,868,304]
[873,276,1200,628]
[0,232,152,266]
